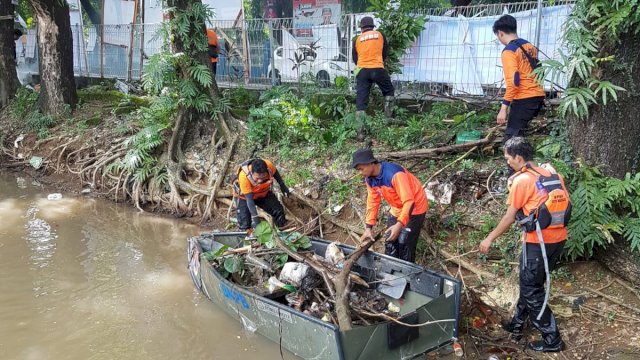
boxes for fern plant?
[565,165,640,259]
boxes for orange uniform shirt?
[207,28,219,63]
[355,30,385,69]
[507,165,567,244]
[365,162,429,227]
[237,160,277,199]
[501,39,544,105]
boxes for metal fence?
[15,0,574,99]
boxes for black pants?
[384,213,426,262]
[510,241,565,345]
[504,96,544,143]
[236,191,286,230]
[356,68,395,111]
[211,62,217,76]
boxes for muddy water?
[0,173,292,360]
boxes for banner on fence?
[293,0,341,43]
[393,5,572,95]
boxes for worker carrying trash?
[352,148,428,262]
[479,137,570,353]
[232,158,290,232]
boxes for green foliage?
[143,3,215,114]
[254,222,312,252]
[10,87,38,120]
[536,0,639,119]
[565,165,640,259]
[10,87,57,139]
[107,96,177,184]
[223,256,244,274]
[368,0,427,74]
[247,88,319,146]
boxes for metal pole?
[241,9,251,85]
[534,0,543,48]
[127,0,139,82]
[269,20,276,86]
[100,0,104,78]
[139,0,145,79]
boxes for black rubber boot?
[501,320,523,341]
[502,299,527,341]
[528,337,565,352]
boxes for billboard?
[293,0,341,42]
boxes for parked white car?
[268,45,351,87]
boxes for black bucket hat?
[359,16,375,29]
[351,148,377,168]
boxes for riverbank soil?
[2,87,639,360]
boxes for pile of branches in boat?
[200,223,401,327]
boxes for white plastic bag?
[325,242,345,266]
[279,262,310,287]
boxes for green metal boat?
[187,232,462,359]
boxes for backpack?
[515,165,572,233]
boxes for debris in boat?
[325,242,345,266]
[268,276,296,293]
[201,224,403,326]
[279,262,310,287]
[387,302,400,313]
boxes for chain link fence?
[16,0,574,99]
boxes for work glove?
[282,187,290,198]
[251,216,261,229]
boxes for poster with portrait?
[293,0,341,43]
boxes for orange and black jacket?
[206,28,219,63]
[233,159,287,217]
[501,39,544,106]
[365,162,428,228]
[352,29,389,69]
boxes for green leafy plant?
[565,164,640,259]
[368,0,427,74]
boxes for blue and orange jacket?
[501,39,544,106]
[365,162,428,228]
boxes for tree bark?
[567,31,640,282]
[566,32,640,179]
[595,241,640,286]
[31,0,78,116]
[0,0,20,108]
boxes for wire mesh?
[16,0,575,99]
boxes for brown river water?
[0,172,293,360]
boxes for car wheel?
[269,70,282,85]
[316,71,330,88]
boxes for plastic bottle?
[452,342,463,357]
[397,227,411,245]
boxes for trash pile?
[201,223,402,326]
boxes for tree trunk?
[31,0,78,116]
[595,240,640,286]
[567,31,640,282]
[566,32,640,179]
[0,0,20,108]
